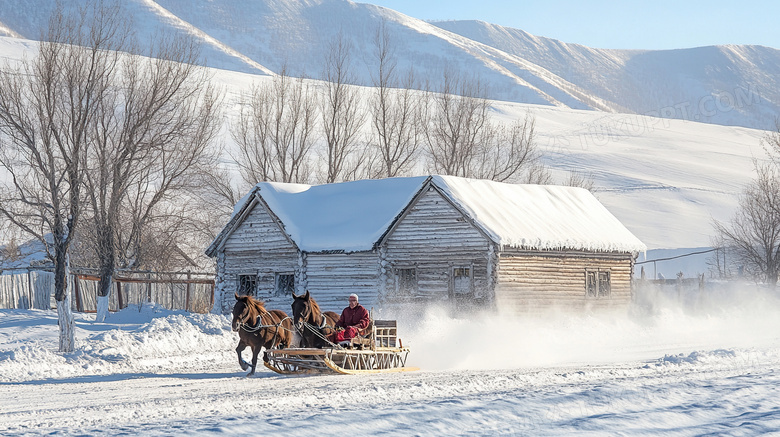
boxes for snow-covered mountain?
[1,0,778,129]
[435,20,780,130]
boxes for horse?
[232,293,295,376]
[290,290,339,348]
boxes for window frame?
[451,265,474,296]
[394,267,417,297]
[275,273,295,297]
[237,274,258,296]
[585,269,611,299]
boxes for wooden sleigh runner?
[263,320,419,375]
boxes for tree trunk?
[55,254,75,353]
[96,293,110,322]
[96,230,115,322]
[57,293,75,353]
[768,268,778,289]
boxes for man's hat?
[349,293,359,301]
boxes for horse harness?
[300,312,340,349]
[238,307,292,350]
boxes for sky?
[364,0,780,50]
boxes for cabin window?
[598,271,611,297]
[238,274,257,296]
[586,270,611,298]
[395,268,417,297]
[452,266,473,295]
[275,273,295,296]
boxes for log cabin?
[205,175,646,314]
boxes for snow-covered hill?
[1,0,778,129]
[0,34,768,258]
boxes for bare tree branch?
[319,32,366,183]
[230,67,316,185]
[369,20,423,178]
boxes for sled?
[263,320,418,375]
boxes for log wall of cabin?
[218,201,298,313]
[495,250,634,313]
[303,252,380,312]
[381,187,493,302]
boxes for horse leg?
[247,346,260,376]
[236,340,249,371]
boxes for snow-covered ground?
[3,285,780,435]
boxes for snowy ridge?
[137,0,274,75]
[1,0,778,128]
[436,20,780,129]
[0,0,271,75]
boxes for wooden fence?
[0,270,55,310]
[0,269,215,313]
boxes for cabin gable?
[380,186,494,303]
[215,199,299,312]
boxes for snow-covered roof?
[431,175,646,254]
[207,175,646,255]
[255,177,428,252]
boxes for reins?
[238,305,294,349]
[299,312,341,349]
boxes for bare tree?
[713,162,780,287]
[319,32,367,183]
[706,236,731,279]
[423,72,546,183]
[0,2,123,351]
[472,112,541,183]
[369,20,422,178]
[523,163,553,185]
[423,69,491,177]
[763,119,780,166]
[231,68,317,186]
[562,170,596,192]
[82,32,223,321]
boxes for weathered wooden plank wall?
[496,250,634,312]
[304,252,380,312]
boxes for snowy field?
[2,285,780,436]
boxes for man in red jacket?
[331,293,370,344]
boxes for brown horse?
[290,290,339,348]
[232,293,295,375]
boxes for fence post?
[146,272,152,304]
[210,280,215,312]
[116,280,124,310]
[185,271,191,312]
[73,274,82,312]
[27,270,33,310]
